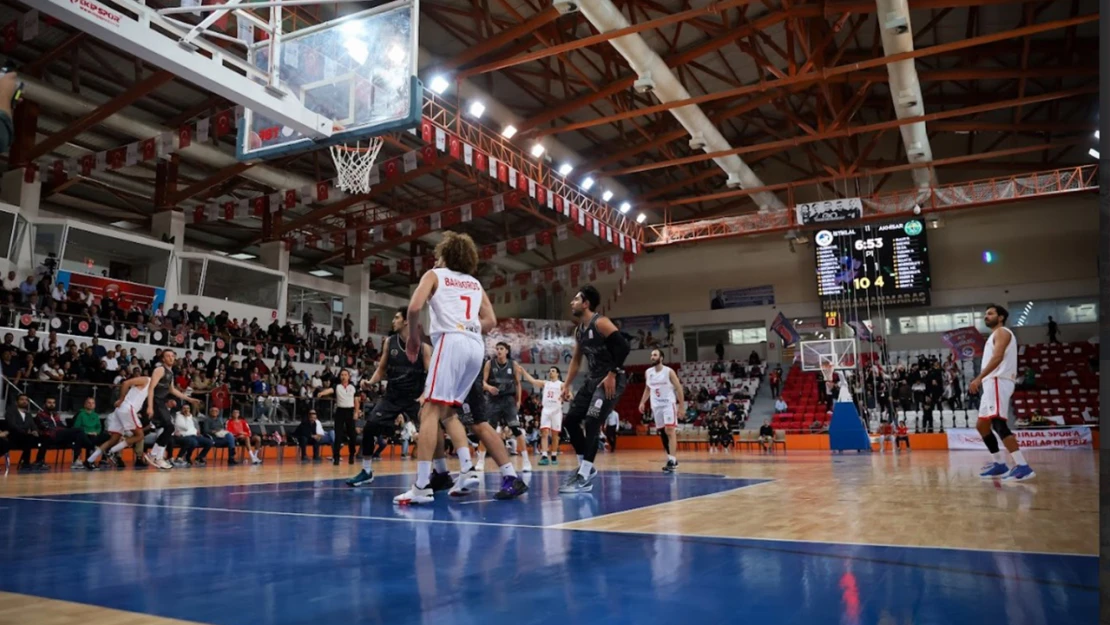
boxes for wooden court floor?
[0,447,1097,625]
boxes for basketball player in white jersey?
[88,373,150,467]
[394,232,528,504]
[639,348,685,473]
[521,366,564,465]
[970,304,1035,481]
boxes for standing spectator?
[1047,316,1060,344]
[604,410,620,452]
[8,394,45,470]
[714,339,725,361]
[18,276,35,305]
[758,420,774,453]
[35,397,97,469]
[768,366,782,398]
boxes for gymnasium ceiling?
[0,0,1099,295]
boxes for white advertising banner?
[946,427,1093,450]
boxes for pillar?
[1,167,40,217]
[343,263,369,339]
[150,209,185,252]
[260,240,289,275]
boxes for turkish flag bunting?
[443,209,460,227]
[507,238,524,255]
[474,199,491,218]
[491,274,506,288]
[384,159,399,179]
[449,136,461,159]
[223,202,235,220]
[51,160,65,184]
[537,230,552,246]
[141,138,157,161]
[420,120,433,144]
[80,155,94,175]
[213,110,233,137]
[475,151,487,174]
[178,127,192,150]
[497,162,509,183]
[193,206,205,224]
[422,145,436,165]
[480,245,496,261]
[570,205,578,222]
[398,259,412,274]
[107,148,125,169]
[516,172,526,191]
[315,182,329,202]
[536,186,546,205]
[284,189,296,209]
[252,196,267,217]
[520,289,528,301]
[556,196,564,213]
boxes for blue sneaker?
[979,462,1010,479]
[1003,465,1036,482]
[346,469,373,487]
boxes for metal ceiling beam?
[603,86,1095,176]
[167,162,254,205]
[26,70,175,161]
[438,6,562,72]
[532,13,1097,137]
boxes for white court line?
[0,493,1092,558]
[457,499,497,505]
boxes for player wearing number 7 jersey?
[395,232,528,504]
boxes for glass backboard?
[237,0,421,161]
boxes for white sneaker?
[154,456,173,470]
[251,455,262,465]
[521,462,533,473]
[71,460,85,470]
[450,470,481,497]
[475,453,486,471]
[394,485,434,504]
[172,458,186,468]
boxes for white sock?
[457,448,474,473]
[578,460,594,478]
[991,452,1005,464]
[500,462,517,478]
[542,451,548,458]
[109,440,128,454]
[433,458,449,473]
[362,459,373,472]
[521,450,530,464]
[667,455,676,463]
[577,454,584,465]
[476,451,486,464]
[1012,450,1028,466]
[152,444,165,460]
[88,449,102,463]
[415,461,432,489]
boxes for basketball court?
[0,0,1102,622]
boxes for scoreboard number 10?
[852,275,885,289]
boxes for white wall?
[606,196,1097,362]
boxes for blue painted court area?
[0,472,1096,625]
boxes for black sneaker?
[348,456,355,465]
[228,458,239,466]
[429,470,454,492]
[84,460,98,471]
[110,453,125,468]
[195,458,207,467]
[332,458,340,466]
[300,456,310,463]
[133,459,148,469]
[494,475,529,500]
[662,460,677,474]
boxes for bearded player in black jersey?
[346,308,452,491]
[559,284,631,494]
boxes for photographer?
[0,71,18,154]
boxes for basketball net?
[329,136,384,194]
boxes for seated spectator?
[774,397,788,413]
[8,394,45,471]
[294,409,325,462]
[809,419,825,434]
[758,420,774,453]
[877,420,894,452]
[226,409,261,465]
[173,404,211,467]
[35,397,96,470]
[1016,367,1037,391]
[895,421,910,452]
[198,406,237,466]
[72,396,110,449]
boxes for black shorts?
[152,397,173,429]
[369,396,420,427]
[568,373,627,424]
[458,378,487,427]
[487,396,520,428]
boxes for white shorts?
[424,333,484,406]
[651,402,676,428]
[540,407,563,432]
[977,378,1015,421]
[107,404,143,436]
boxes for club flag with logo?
[942,327,987,361]
[770,312,800,347]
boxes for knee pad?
[991,419,1013,439]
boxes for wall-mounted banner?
[795,197,863,225]
[485,318,575,366]
[710,285,775,310]
[612,314,673,351]
[946,427,1092,450]
[56,270,166,313]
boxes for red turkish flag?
[555,196,564,213]
[193,206,205,224]
[474,199,491,218]
[597,258,610,273]
[491,274,506,288]
[480,245,496,261]
[422,145,436,165]
[223,202,235,220]
[141,138,157,161]
[443,209,460,227]
[107,148,125,169]
[51,160,65,184]
[252,196,267,217]
[1,21,16,53]
[497,162,508,183]
[536,186,546,205]
[315,182,329,201]
[585,215,594,232]
[213,110,233,137]
[516,172,526,191]
[423,254,435,268]
[570,205,579,222]
[178,127,192,150]
[372,260,385,275]
[80,155,94,176]
[449,136,461,159]
[475,152,487,174]
[398,259,412,274]
[508,238,524,255]
[284,189,296,209]
[22,164,35,184]
[384,159,399,179]
[543,269,554,282]
[537,230,552,246]
[420,119,433,144]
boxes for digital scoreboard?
[814,219,931,324]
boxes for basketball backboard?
[237,1,421,161]
[800,339,858,371]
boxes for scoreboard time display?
[814,219,931,322]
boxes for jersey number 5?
[459,295,472,320]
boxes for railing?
[650,164,1098,245]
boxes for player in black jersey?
[480,342,531,473]
[559,284,630,494]
[454,371,529,499]
[146,349,202,470]
[347,308,452,491]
